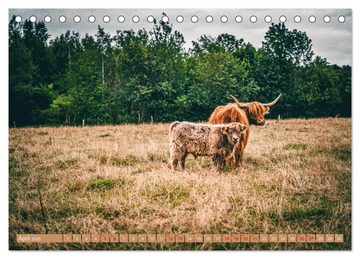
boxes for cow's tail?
[169,121,180,134]
[169,121,181,168]
[169,121,180,143]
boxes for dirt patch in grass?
[98,133,111,138]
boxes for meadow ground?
[9,118,351,250]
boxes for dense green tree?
[192,33,244,55]
[293,57,348,117]
[255,23,315,117]
[182,51,259,121]
[262,23,314,66]
[22,19,55,85]
[9,17,47,126]
[112,20,186,122]
[50,31,82,81]
[333,64,351,117]
[59,48,108,124]
[8,18,351,126]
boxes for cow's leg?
[234,151,242,168]
[212,153,224,171]
[170,148,181,171]
[236,143,245,167]
[212,154,219,168]
[225,153,235,169]
[219,158,226,170]
[236,131,249,167]
[180,153,187,171]
[232,144,240,167]
[171,158,178,171]
[225,153,234,168]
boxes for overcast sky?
[9,9,352,66]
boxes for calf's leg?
[212,153,225,171]
[236,143,245,167]
[180,153,187,171]
[170,149,179,171]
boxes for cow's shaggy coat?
[208,104,250,167]
[208,94,281,167]
[169,121,247,171]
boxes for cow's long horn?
[230,94,250,108]
[261,94,282,107]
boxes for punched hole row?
[14,14,347,24]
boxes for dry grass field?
[9,118,351,250]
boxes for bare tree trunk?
[68,46,71,68]
[102,56,105,85]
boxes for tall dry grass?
[9,118,351,250]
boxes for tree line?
[9,16,351,126]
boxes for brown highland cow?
[208,94,281,167]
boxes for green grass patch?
[290,190,313,204]
[87,177,126,191]
[49,205,91,219]
[95,207,121,219]
[196,186,207,195]
[199,158,212,169]
[88,177,116,190]
[283,195,335,223]
[55,159,78,170]
[110,155,140,166]
[229,196,244,208]
[141,184,190,207]
[245,156,270,170]
[330,146,351,161]
[8,153,29,178]
[99,155,140,166]
[248,183,278,199]
[10,169,29,178]
[20,210,28,221]
[282,207,331,221]
[312,146,351,162]
[284,143,308,150]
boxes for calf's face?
[222,123,247,144]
